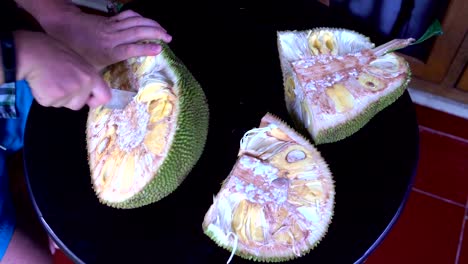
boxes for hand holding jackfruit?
[86,42,209,209]
[202,113,335,262]
[277,28,413,144]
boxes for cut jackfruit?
[277,28,412,144]
[202,113,334,262]
[86,42,209,209]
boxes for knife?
[100,5,136,110]
[103,88,137,109]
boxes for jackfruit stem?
[373,38,415,56]
[226,232,239,264]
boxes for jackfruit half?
[86,42,209,209]
[277,28,412,144]
[202,113,335,262]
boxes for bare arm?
[14,0,172,70]
[1,30,111,111]
[14,0,79,26]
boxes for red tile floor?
[365,104,468,264]
[3,103,468,264]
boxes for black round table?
[23,3,419,264]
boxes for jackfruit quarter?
[277,28,412,144]
[203,113,335,262]
[86,42,209,209]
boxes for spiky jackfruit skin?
[203,209,334,263]
[203,228,321,263]
[86,43,209,209]
[314,66,411,144]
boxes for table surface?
[23,3,420,264]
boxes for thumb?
[87,77,111,108]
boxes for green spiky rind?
[203,113,335,262]
[203,221,333,263]
[203,227,309,263]
[203,201,335,262]
[314,63,411,145]
[88,42,209,209]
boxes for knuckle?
[123,44,136,54]
[133,27,147,37]
[122,10,138,17]
[98,36,112,50]
[68,97,87,111]
[80,73,93,86]
[37,97,52,107]
[142,18,159,27]
[116,45,136,60]
[128,10,140,16]
[67,104,80,111]
[53,88,68,100]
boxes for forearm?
[14,0,81,28]
[0,30,39,85]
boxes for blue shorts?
[0,80,33,260]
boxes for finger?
[50,98,68,108]
[111,10,141,21]
[64,81,95,110]
[87,78,111,108]
[112,16,166,32]
[47,84,81,109]
[116,26,172,44]
[113,43,162,62]
[65,92,91,111]
[46,87,74,108]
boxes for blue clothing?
[0,80,33,260]
[0,82,17,119]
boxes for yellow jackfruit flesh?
[308,30,338,55]
[86,42,209,209]
[277,28,412,144]
[202,113,335,262]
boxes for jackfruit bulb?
[277,28,412,144]
[202,113,335,262]
[86,42,209,209]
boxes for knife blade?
[103,88,137,109]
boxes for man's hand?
[38,9,172,71]
[15,30,111,110]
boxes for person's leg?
[0,80,37,261]
[0,150,16,261]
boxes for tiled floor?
[3,104,467,264]
[365,104,468,264]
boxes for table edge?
[22,142,85,264]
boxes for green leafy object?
[385,19,443,54]
[410,20,443,46]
